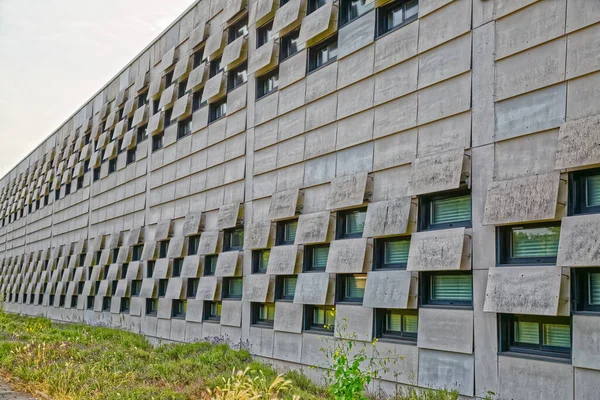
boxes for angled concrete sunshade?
[117,246,131,263]
[204,29,226,61]
[198,231,220,255]
[181,255,201,278]
[96,280,110,296]
[363,197,412,237]
[189,20,208,49]
[172,56,192,82]
[326,172,369,210]
[161,47,177,72]
[125,261,142,279]
[139,278,158,298]
[294,211,331,244]
[242,274,272,302]
[216,203,241,230]
[182,212,203,236]
[293,272,331,305]
[248,39,279,75]
[325,238,367,273]
[153,259,171,279]
[244,220,273,250]
[166,277,186,299]
[483,171,560,225]
[166,236,186,258]
[202,72,226,103]
[157,298,173,319]
[171,94,192,121]
[148,77,165,100]
[196,276,219,301]
[141,241,157,260]
[266,245,299,275]
[484,266,566,316]
[125,228,143,247]
[407,227,468,271]
[407,148,465,196]
[272,0,305,37]
[256,0,278,26]
[298,1,337,47]
[122,97,136,116]
[222,35,248,70]
[555,114,600,170]
[274,301,303,333]
[417,308,474,354]
[158,84,177,110]
[557,214,600,267]
[363,270,415,309]
[147,112,164,135]
[155,219,172,241]
[121,128,136,150]
[222,0,245,21]
[106,264,121,281]
[186,63,209,92]
[114,280,131,297]
[214,251,240,277]
[268,188,301,220]
[132,105,149,127]
[221,300,243,327]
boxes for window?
[192,90,205,111]
[158,279,168,297]
[165,70,174,88]
[308,35,337,72]
[153,99,161,115]
[275,275,297,300]
[339,0,374,26]
[304,305,335,332]
[178,79,188,99]
[223,277,243,299]
[172,300,187,318]
[55,190,60,201]
[337,274,367,303]
[376,0,418,38]
[252,250,270,273]
[569,168,600,215]
[152,133,164,152]
[228,17,248,43]
[256,21,273,48]
[120,297,130,313]
[84,159,90,172]
[280,29,304,61]
[419,191,472,231]
[499,314,571,360]
[209,98,227,123]
[108,158,117,174]
[497,223,560,266]
[187,278,199,298]
[159,241,169,258]
[307,0,326,14]
[304,244,329,272]
[121,264,129,279]
[173,258,183,277]
[224,227,244,251]
[188,235,201,255]
[102,296,111,311]
[337,207,367,239]
[93,167,101,181]
[420,271,473,307]
[77,176,84,190]
[373,237,410,269]
[203,301,222,321]
[137,124,148,143]
[132,244,143,261]
[209,57,223,78]
[256,68,279,99]
[146,298,157,315]
[276,220,298,245]
[118,138,124,154]
[138,91,149,107]
[131,280,142,296]
[59,295,66,307]
[374,309,418,342]
[204,255,218,276]
[572,268,600,312]
[126,148,136,164]
[164,108,174,127]
[227,62,248,91]
[251,303,275,326]
[193,49,203,68]
[65,183,71,196]
[87,296,95,310]
[177,117,192,139]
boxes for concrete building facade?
[1,0,600,398]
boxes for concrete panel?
[242,274,270,302]
[567,23,600,80]
[249,326,274,358]
[418,308,473,354]
[418,112,471,157]
[362,270,414,309]
[483,266,563,316]
[417,73,471,125]
[418,349,474,396]
[244,220,272,250]
[337,142,373,177]
[473,269,498,395]
[325,238,367,273]
[419,0,453,17]
[417,0,471,53]
[305,62,337,103]
[220,300,242,327]
[338,10,375,59]
[293,272,330,305]
[297,2,336,46]
[195,276,218,301]
[198,230,219,255]
[266,245,298,275]
[373,93,418,139]
[373,128,417,170]
[337,45,374,89]
[216,203,240,230]
[374,19,418,73]
[557,214,600,267]
[573,315,600,370]
[294,211,330,245]
[301,332,332,368]
[273,301,303,333]
[279,51,307,89]
[566,0,600,33]
[273,331,302,362]
[362,197,411,237]
[305,93,337,131]
[495,38,566,101]
[406,148,464,196]
[336,77,374,119]
[326,172,368,210]
[498,356,573,400]
[375,341,419,384]
[407,228,468,271]
[374,58,418,105]
[278,80,305,115]
[334,304,373,342]
[567,71,600,122]
[268,188,299,220]
[575,367,600,400]
[214,251,240,277]
[335,109,373,150]
[418,33,471,89]
[495,83,566,142]
[556,114,600,170]
[483,171,560,225]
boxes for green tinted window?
[283,276,297,297]
[312,246,329,269]
[258,303,275,321]
[312,306,335,329]
[511,226,560,258]
[586,174,600,207]
[384,239,410,265]
[345,209,366,235]
[430,274,472,302]
[227,278,243,297]
[589,273,600,305]
[228,229,244,249]
[209,302,222,317]
[544,323,570,348]
[344,275,366,300]
[284,221,297,243]
[256,250,270,273]
[205,255,217,275]
[386,311,418,334]
[431,195,471,225]
[514,321,539,345]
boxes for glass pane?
[346,210,366,235]
[345,275,366,299]
[313,247,329,269]
[430,274,472,301]
[259,304,275,320]
[404,0,419,19]
[386,311,402,331]
[207,257,217,275]
[511,226,560,258]
[586,175,600,207]
[284,221,298,243]
[431,195,471,225]
[384,239,410,265]
[543,324,570,348]
[230,229,244,248]
[283,276,297,297]
[388,5,404,29]
[515,321,539,345]
[313,308,325,324]
[350,0,374,20]
[404,314,418,333]
[258,250,270,272]
[589,273,600,305]
[228,279,243,296]
[325,307,335,327]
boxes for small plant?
[207,367,300,400]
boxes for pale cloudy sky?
[0,0,196,177]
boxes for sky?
[0,0,196,177]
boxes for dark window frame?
[223,227,244,251]
[279,29,304,62]
[496,222,561,266]
[376,0,419,39]
[187,278,199,298]
[173,258,184,277]
[131,280,142,296]
[339,0,374,28]
[227,62,248,92]
[209,57,223,78]
[209,97,227,123]
[303,244,329,272]
[193,49,204,68]
[374,308,418,343]
[303,305,335,334]
[145,298,158,315]
[373,236,410,270]
[132,244,143,262]
[204,255,218,276]
[177,116,193,139]
[228,16,248,44]
[419,271,473,308]
[222,277,243,299]
[188,235,201,256]
[172,299,187,319]
[336,273,367,303]
[336,207,367,239]
[275,275,297,301]
[572,268,600,313]
[152,133,164,152]
[307,0,327,14]
[251,302,275,327]
[252,249,270,274]
[276,219,298,246]
[256,67,279,99]
[418,189,472,231]
[307,34,338,73]
[120,297,130,313]
[159,240,170,259]
[192,90,206,111]
[569,168,600,216]
[203,300,222,322]
[126,148,136,164]
[256,20,274,48]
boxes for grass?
[0,311,327,400]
